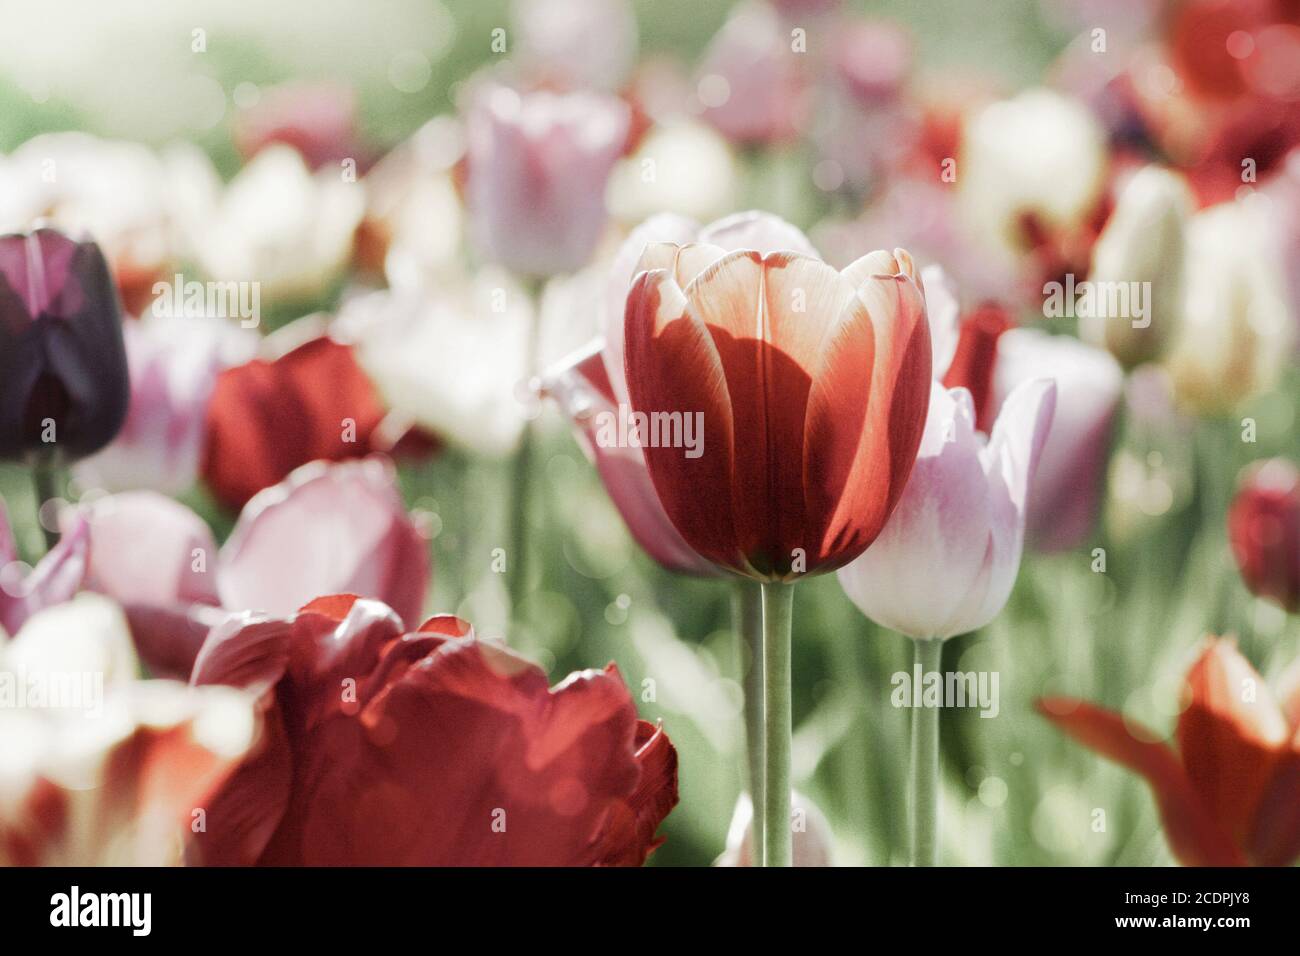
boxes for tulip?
[939,302,1014,433]
[1039,638,1300,866]
[187,145,364,305]
[0,227,129,463]
[337,270,533,457]
[991,328,1124,552]
[0,594,255,865]
[1163,198,1293,417]
[959,88,1107,270]
[75,312,257,495]
[839,378,1056,641]
[465,83,629,279]
[1084,165,1193,369]
[838,375,1054,866]
[0,500,88,638]
[76,458,430,679]
[201,325,429,511]
[695,1,808,147]
[714,790,835,867]
[188,594,679,866]
[621,216,932,864]
[1228,458,1300,614]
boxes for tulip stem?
[909,638,943,867]
[506,277,544,637]
[30,455,61,553]
[732,580,765,863]
[760,580,794,866]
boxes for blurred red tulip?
[1228,458,1300,613]
[622,239,931,580]
[189,595,678,866]
[1040,638,1300,866]
[201,333,429,510]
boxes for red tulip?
[201,332,430,510]
[939,302,1013,434]
[1228,458,1300,614]
[189,595,678,866]
[1039,638,1300,866]
[622,243,932,579]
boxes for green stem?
[731,580,765,863]
[910,637,943,867]
[506,278,544,636]
[30,455,61,553]
[760,581,794,867]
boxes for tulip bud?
[1085,166,1192,368]
[838,379,1056,640]
[1164,199,1293,416]
[0,227,129,462]
[466,83,629,278]
[1228,459,1300,614]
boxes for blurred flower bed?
[1,0,1298,867]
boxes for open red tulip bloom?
[189,594,678,866]
[1039,638,1300,866]
[623,245,931,580]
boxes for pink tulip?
[695,1,809,147]
[0,500,88,637]
[838,378,1055,639]
[466,83,629,277]
[991,329,1124,552]
[75,457,430,677]
[76,314,256,495]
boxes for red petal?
[201,336,390,511]
[1176,639,1289,854]
[624,268,744,574]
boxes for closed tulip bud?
[0,227,129,462]
[1085,166,1193,368]
[466,83,629,278]
[839,378,1056,640]
[1164,199,1293,416]
[1228,458,1300,614]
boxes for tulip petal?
[543,343,719,575]
[1037,697,1243,866]
[623,268,744,572]
[217,458,430,627]
[1176,639,1289,853]
[807,270,931,566]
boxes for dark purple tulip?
[0,227,130,462]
